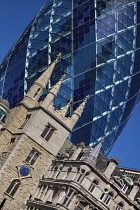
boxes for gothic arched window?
[41,124,55,141]
[6,180,20,197]
[88,179,99,193]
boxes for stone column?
[104,157,120,179]
[44,185,54,202]
[128,182,140,201]
[40,185,47,201]
[41,185,48,202]
[57,187,66,204]
[70,142,85,160]
[37,184,44,199]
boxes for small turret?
[60,98,73,117]
[41,74,66,109]
[68,95,90,129]
[81,141,103,165]
[22,53,61,108]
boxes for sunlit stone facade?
[0,0,140,154]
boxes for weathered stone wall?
[0,134,55,210]
[16,108,70,157]
[0,105,28,155]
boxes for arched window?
[41,124,55,141]
[104,192,113,205]
[6,180,20,197]
[99,188,108,201]
[88,179,99,193]
[76,169,85,182]
[100,189,113,206]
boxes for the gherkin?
[0,0,140,154]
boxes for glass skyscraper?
[0,0,140,154]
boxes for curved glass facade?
[0,0,140,154]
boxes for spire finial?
[41,74,66,108]
[35,53,61,89]
[68,95,90,129]
[55,53,62,63]
[73,95,90,117]
[49,74,66,96]
[60,98,73,117]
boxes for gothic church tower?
[0,54,89,210]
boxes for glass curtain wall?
[0,0,140,154]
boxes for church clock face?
[19,166,30,176]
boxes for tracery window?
[25,149,40,166]
[41,124,55,141]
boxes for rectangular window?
[20,114,31,129]
[25,149,40,166]
[41,124,55,141]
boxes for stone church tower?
[0,54,89,210]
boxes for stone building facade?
[26,142,140,210]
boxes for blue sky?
[0,0,140,169]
